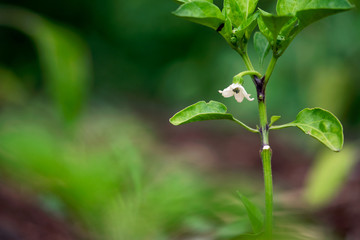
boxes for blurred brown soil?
[0,183,81,240]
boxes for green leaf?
[173,1,225,30]
[219,17,233,42]
[242,11,260,39]
[238,0,259,20]
[269,115,281,127]
[175,0,213,3]
[258,9,293,44]
[223,0,258,27]
[296,5,353,29]
[253,32,270,66]
[237,192,264,233]
[293,108,344,152]
[305,146,358,207]
[169,101,234,125]
[277,0,353,29]
[170,101,258,132]
[223,0,244,27]
[230,11,259,46]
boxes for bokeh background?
[0,0,359,239]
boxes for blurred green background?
[0,0,359,240]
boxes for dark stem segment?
[253,75,266,103]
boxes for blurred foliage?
[0,6,91,122]
[0,106,218,238]
[0,105,337,239]
[0,104,272,239]
[304,145,359,207]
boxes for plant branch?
[232,118,259,133]
[264,56,278,87]
[269,122,296,130]
[234,70,262,81]
[237,48,255,71]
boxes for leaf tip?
[169,115,181,126]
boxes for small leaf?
[237,192,264,233]
[242,11,260,39]
[219,17,233,41]
[231,11,259,44]
[169,101,234,125]
[253,32,270,66]
[269,115,281,127]
[294,108,344,152]
[173,1,225,30]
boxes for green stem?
[270,122,296,130]
[232,118,259,133]
[258,78,275,239]
[238,49,255,71]
[261,147,273,239]
[239,49,275,239]
[264,56,278,87]
[258,100,272,240]
[234,70,262,81]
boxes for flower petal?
[234,92,245,102]
[230,83,242,90]
[239,86,254,101]
[218,86,234,98]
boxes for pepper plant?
[169,0,353,239]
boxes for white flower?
[218,83,254,103]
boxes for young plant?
[169,0,353,239]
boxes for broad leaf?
[258,9,293,44]
[277,0,353,29]
[269,115,281,127]
[237,192,264,233]
[280,108,344,152]
[277,0,299,15]
[223,0,259,27]
[223,0,244,27]
[175,0,213,3]
[253,32,270,65]
[173,1,225,30]
[296,6,352,29]
[169,101,234,125]
[238,0,259,20]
